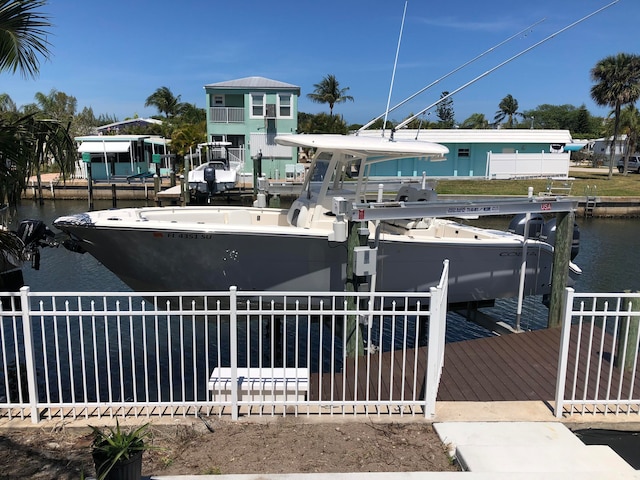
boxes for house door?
[456,146,471,176]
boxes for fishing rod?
[394,0,620,133]
[358,17,547,134]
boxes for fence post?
[424,260,449,418]
[19,286,39,424]
[616,292,640,372]
[554,287,574,418]
[424,286,441,418]
[229,286,239,421]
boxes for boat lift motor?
[329,197,348,242]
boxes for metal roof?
[204,76,300,92]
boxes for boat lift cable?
[395,0,620,133]
[382,0,408,139]
[358,17,547,134]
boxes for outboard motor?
[15,219,57,270]
[507,213,545,239]
[541,218,580,260]
[204,165,216,197]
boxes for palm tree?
[460,113,489,129]
[618,104,640,175]
[145,86,183,119]
[306,74,354,116]
[0,0,53,265]
[0,92,16,112]
[0,0,51,78]
[590,53,640,179]
[34,88,77,123]
[494,94,524,128]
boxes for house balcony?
[209,107,245,123]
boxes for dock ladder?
[584,185,598,218]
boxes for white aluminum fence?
[555,288,640,417]
[0,262,448,423]
[486,151,570,179]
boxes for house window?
[212,95,224,106]
[251,93,265,118]
[278,93,292,118]
[457,148,470,157]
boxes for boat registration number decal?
[155,232,216,240]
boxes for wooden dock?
[309,325,640,403]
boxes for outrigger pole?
[382,1,408,139]
[394,0,620,133]
[358,18,547,134]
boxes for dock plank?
[309,325,640,404]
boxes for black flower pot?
[93,450,143,480]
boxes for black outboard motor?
[541,218,580,260]
[15,219,57,270]
[204,165,216,197]
[507,213,545,239]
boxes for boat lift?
[331,193,579,334]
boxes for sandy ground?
[0,418,460,479]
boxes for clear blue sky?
[2,0,636,126]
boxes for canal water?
[4,199,639,403]
[9,199,640,342]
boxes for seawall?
[22,177,640,218]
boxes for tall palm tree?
[590,53,640,179]
[0,0,51,78]
[494,94,524,128]
[306,74,354,116]
[145,86,183,119]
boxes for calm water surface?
[10,199,640,341]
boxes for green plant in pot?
[90,420,151,480]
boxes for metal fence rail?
[0,262,449,423]
[555,288,640,417]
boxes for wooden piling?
[111,184,117,208]
[548,210,574,328]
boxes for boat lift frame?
[344,195,578,222]
[333,194,578,334]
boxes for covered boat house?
[74,135,171,181]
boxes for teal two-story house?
[204,76,300,180]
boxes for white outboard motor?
[507,213,545,239]
[541,218,581,260]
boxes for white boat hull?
[54,206,558,304]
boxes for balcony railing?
[209,107,244,123]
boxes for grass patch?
[435,169,640,197]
